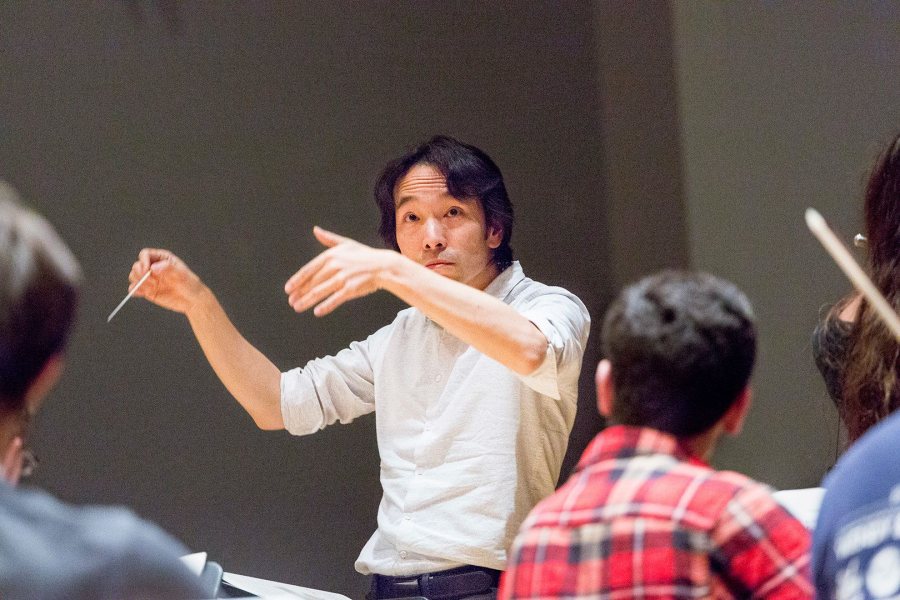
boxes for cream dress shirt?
[281,261,589,575]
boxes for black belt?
[368,565,502,600]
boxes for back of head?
[863,132,900,284]
[837,133,900,441]
[0,183,81,414]
[373,135,515,270]
[601,270,757,437]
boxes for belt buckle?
[391,576,422,599]
[420,568,492,600]
[418,571,433,598]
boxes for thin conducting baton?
[107,270,152,323]
[805,208,900,342]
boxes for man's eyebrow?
[395,194,474,209]
[395,196,415,209]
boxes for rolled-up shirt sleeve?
[280,328,387,435]
[516,290,590,400]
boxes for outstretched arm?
[284,228,548,375]
[129,249,284,430]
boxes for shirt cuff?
[280,368,326,435]
[517,312,562,400]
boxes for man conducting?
[128,136,590,599]
[500,271,812,599]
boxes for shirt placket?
[396,319,453,561]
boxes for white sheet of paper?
[179,552,207,577]
[773,487,826,530]
[222,572,351,600]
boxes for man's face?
[394,164,502,290]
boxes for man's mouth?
[426,260,453,270]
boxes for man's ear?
[486,223,503,250]
[722,386,752,436]
[596,359,615,417]
[24,354,64,414]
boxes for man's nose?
[423,218,446,250]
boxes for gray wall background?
[671,2,900,483]
[0,2,896,597]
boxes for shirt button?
[404,515,411,521]
[416,470,423,476]
[434,374,442,383]
[400,551,408,559]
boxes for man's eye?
[447,207,461,217]
[404,214,419,222]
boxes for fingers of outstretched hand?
[128,249,180,301]
[284,253,324,296]
[131,248,174,282]
[312,290,348,317]
[137,248,171,271]
[301,254,345,296]
[290,271,344,313]
[285,228,353,294]
[129,261,143,284]
[313,226,347,248]
[287,247,363,307]
[312,274,373,317]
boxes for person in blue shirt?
[0,182,207,600]
[814,410,900,599]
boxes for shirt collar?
[575,425,709,473]
[483,261,526,302]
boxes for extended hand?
[284,227,397,317]
[129,248,207,315]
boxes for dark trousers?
[367,565,501,600]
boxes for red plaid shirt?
[499,426,812,599]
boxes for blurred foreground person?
[501,271,812,599]
[814,409,900,599]
[0,184,205,599]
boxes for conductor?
[128,136,590,600]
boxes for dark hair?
[828,133,900,442]
[0,184,81,414]
[601,271,757,437]
[374,135,514,271]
